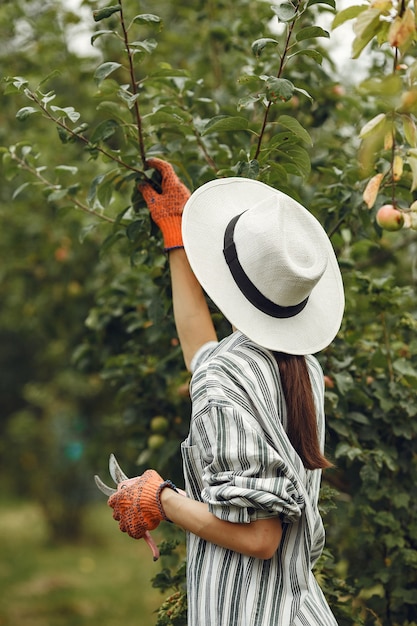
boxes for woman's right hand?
[138,158,190,250]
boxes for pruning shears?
[94,454,161,561]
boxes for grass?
[0,498,166,626]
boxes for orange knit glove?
[108,470,177,540]
[138,158,191,250]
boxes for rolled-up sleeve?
[196,403,305,524]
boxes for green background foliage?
[1,1,417,625]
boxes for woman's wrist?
[159,485,184,522]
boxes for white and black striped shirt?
[181,331,338,626]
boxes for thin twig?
[390,48,399,204]
[27,89,144,177]
[254,0,301,160]
[11,152,115,224]
[119,0,148,169]
[194,130,218,170]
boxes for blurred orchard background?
[1,1,417,625]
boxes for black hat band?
[223,213,309,319]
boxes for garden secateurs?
[94,454,161,561]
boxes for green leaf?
[266,161,289,183]
[359,113,387,139]
[91,30,117,45]
[117,88,140,109]
[150,67,190,78]
[237,73,260,87]
[144,110,185,126]
[391,492,410,509]
[50,106,81,123]
[335,442,363,461]
[288,49,323,64]
[359,74,402,96]
[126,220,145,242]
[294,87,313,100]
[271,3,298,22]
[4,76,29,94]
[347,411,370,425]
[409,60,417,84]
[237,94,263,111]
[408,149,417,190]
[275,145,311,179]
[308,0,335,8]
[88,174,105,205]
[55,165,78,175]
[236,159,259,179]
[266,132,299,150]
[94,62,123,86]
[351,8,383,59]
[79,224,99,243]
[97,180,115,209]
[16,107,39,121]
[152,105,190,121]
[57,126,70,143]
[67,184,81,196]
[265,77,294,102]
[332,5,367,30]
[334,371,354,394]
[251,38,279,57]
[12,182,31,199]
[90,119,120,144]
[403,116,417,147]
[278,115,313,146]
[201,116,249,135]
[132,14,161,24]
[72,123,89,135]
[393,358,417,378]
[41,91,56,106]
[93,5,121,22]
[296,26,330,42]
[129,39,158,54]
[99,230,126,256]
[2,151,20,181]
[47,188,69,202]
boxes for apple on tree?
[376,204,404,231]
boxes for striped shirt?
[181,331,338,626]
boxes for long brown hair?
[273,352,332,471]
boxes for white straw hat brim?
[182,177,344,355]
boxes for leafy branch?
[6,3,164,196]
[231,0,329,180]
[8,145,115,223]
[336,1,417,232]
[254,0,303,160]
[93,1,151,169]
[20,83,145,178]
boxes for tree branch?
[119,0,148,169]
[11,151,115,224]
[254,0,301,160]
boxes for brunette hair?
[273,352,332,471]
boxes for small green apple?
[148,434,166,451]
[150,415,169,434]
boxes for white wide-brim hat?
[182,177,344,355]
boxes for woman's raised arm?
[139,159,217,369]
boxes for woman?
[108,159,344,626]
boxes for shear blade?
[94,474,117,496]
[109,453,129,484]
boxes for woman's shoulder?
[191,332,280,403]
[190,340,221,374]
[195,332,273,369]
